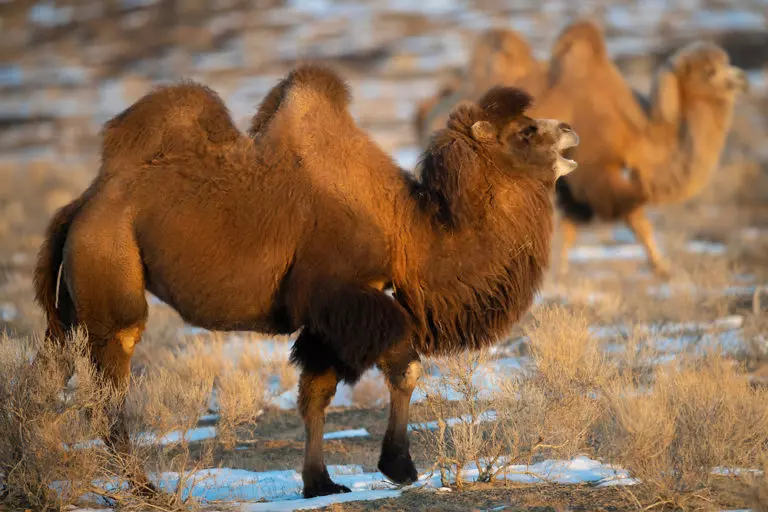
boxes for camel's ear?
[471,121,496,142]
[651,64,681,125]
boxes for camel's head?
[468,86,580,181]
[665,42,748,101]
[419,86,578,228]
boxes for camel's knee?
[115,324,144,356]
[90,323,144,389]
[379,344,422,391]
[388,360,422,393]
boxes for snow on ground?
[589,315,744,340]
[568,240,726,262]
[70,426,218,451]
[70,456,635,511]
[323,428,371,440]
[408,410,498,432]
[72,424,367,451]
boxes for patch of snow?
[686,240,727,255]
[150,425,217,445]
[711,467,763,476]
[408,410,497,432]
[0,302,18,322]
[470,456,637,487]
[70,426,217,451]
[323,428,370,440]
[0,65,23,87]
[273,380,359,409]
[568,240,726,262]
[67,457,635,511]
[589,315,744,341]
[693,9,766,32]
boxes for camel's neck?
[645,95,735,204]
[395,178,553,356]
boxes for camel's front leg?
[295,330,351,498]
[625,208,671,278]
[377,342,422,484]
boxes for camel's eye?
[704,65,717,79]
[521,125,537,139]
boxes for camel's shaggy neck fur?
[398,95,555,356]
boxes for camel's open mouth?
[555,130,579,177]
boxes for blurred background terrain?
[1,3,768,509]
[1,0,767,167]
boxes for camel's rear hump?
[101,82,242,173]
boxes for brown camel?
[531,20,748,276]
[414,28,548,147]
[34,65,578,498]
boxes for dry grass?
[597,354,768,509]
[216,367,267,449]
[413,306,612,489]
[414,305,768,508]
[0,329,224,510]
[350,372,388,408]
[743,458,768,512]
[0,329,120,509]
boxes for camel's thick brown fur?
[34,64,577,499]
[537,20,748,276]
[413,28,547,147]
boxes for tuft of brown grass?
[0,329,119,509]
[414,306,612,489]
[216,366,266,449]
[350,372,388,409]
[597,354,768,509]
[0,328,220,510]
[743,458,768,512]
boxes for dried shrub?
[216,367,266,449]
[414,306,612,489]
[597,354,768,509]
[0,330,120,509]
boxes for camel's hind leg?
[377,341,421,485]
[294,330,351,498]
[90,324,155,494]
[66,210,153,493]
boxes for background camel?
[34,65,578,498]
[413,28,547,147]
[536,20,749,276]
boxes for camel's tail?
[100,81,241,173]
[33,195,87,343]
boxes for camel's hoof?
[303,470,351,498]
[652,262,672,279]
[378,450,418,485]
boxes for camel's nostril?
[559,122,573,132]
